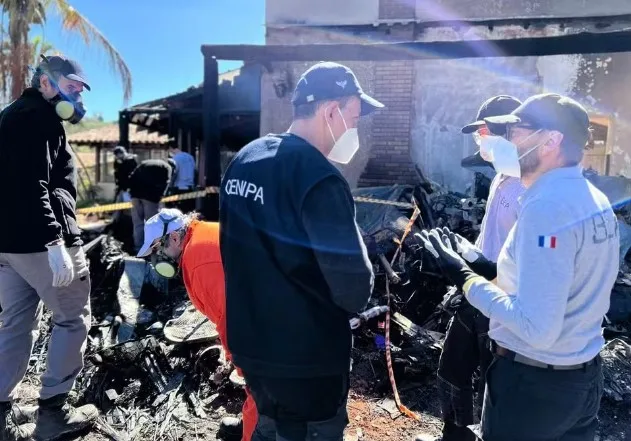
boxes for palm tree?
[30,34,53,65]
[0,34,53,102]
[0,0,132,103]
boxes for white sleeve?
[467,199,578,349]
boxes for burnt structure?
[200,27,631,217]
[118,67,262,218]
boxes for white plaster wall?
[266,0,379,25]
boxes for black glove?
[417,229,479,289]
[442,228,498,281]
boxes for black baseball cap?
[291,62,384,116]
[484,93,590,146]
[39,55,90,91]
[461,95,522,134]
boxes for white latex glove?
[46,242,75,287]
[451,233,483,263]
[415,231,439,258]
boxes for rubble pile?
[19,171,631,440]
[602,339,631,405]
[24,237,246,441]
[351,177,631,417]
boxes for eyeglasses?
[507,124,538,141]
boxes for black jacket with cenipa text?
[0,88,82,253]
[220,133,374,378]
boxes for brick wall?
[261,1,421,189]
[359,61,417,186]
[258,35,419,187]
[262,28,380,188]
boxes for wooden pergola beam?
[202,29,631,61]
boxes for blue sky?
[38,0,265,121]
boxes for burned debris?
[23,237,246,441]
[19,169,631,441]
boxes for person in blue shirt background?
[167,144,197,212]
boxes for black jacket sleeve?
[9,111,62,244]
[301,175,374,313]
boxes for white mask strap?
[516,129,545,160]
[325,107,337,144]
[337,107,349,131]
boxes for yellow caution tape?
[77,187,415,215]
[76,187,220,214]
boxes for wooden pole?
[201,55,220,219]
[118,111,130,148]
[95,145,102,183]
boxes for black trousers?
[437,299,492,441]
[243,373,349,441]
[482,354,603,441]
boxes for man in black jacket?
[0,55,98,441]
[112,145,138,199]
[220,62,380,441]
[128,159,172,253]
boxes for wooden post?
[95,144,102,183]
[118,111,130,148]
[201,55,220,219]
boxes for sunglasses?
[507,124,539,140]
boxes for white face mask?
[479,130,544,178]
[325,107,359,164]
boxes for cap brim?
[484,114,521,125]
[136,242,154,258]
[461,121,485,134]
[359,93,384,116]
[65,74,91,91]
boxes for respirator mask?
[39,55,87,124]
[150,216,181,279]
[478,129,545,178]
[325,107,360,164]
[48,86,86,124]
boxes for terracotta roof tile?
[68,123,169,146]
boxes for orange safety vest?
[181,220,256,441]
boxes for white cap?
[136,208,186,258]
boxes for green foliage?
[0,0,132,102]
[63,114,112,134]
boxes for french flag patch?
[538,235,557,249]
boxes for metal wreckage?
[8,166,631,441]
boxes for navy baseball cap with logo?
[291,62,384,116]
[461,95,522,134]
[460,95,522,171]
[39,54,91,91]
[484,93,590,148]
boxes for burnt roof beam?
[202,29,631,61]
